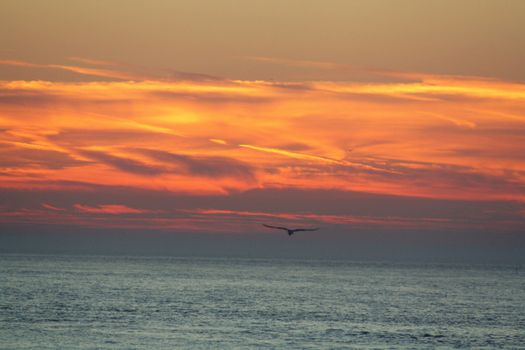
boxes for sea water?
[1,254,524,349]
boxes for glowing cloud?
[1,61,525,232]
[74,204,149,214]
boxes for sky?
[1,1,524,260]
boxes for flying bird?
[262,224,320,236]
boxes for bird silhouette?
[262,224,319,236]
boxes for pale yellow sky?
[1,0,525,81]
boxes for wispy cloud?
[41,203,66,211]
[1,61,525,233]
[0,59,148,80]
[74,204,150,214]
[188,208,459,230]
[1,57,226,82]
[136,149,255,181]
[239,144,398,174]
[244,56,357,71]
[239,144,340,164]
[78,150,164,176]
[67,57,118,66]
[2,184,524,233]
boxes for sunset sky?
[1,1,524,259]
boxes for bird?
[262,224,319,236]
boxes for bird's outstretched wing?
[293,228,320,232]
[262,224,289,231]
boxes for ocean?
[1,254,524,349]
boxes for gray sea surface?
[1,254,524,349]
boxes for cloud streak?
[74,204,150,214]
[0,59,148,80]
[78,150,164,176]
[136,149,255,181]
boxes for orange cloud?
[0,59,148,80]
[1,62,525,232]
[74,204,149,214]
